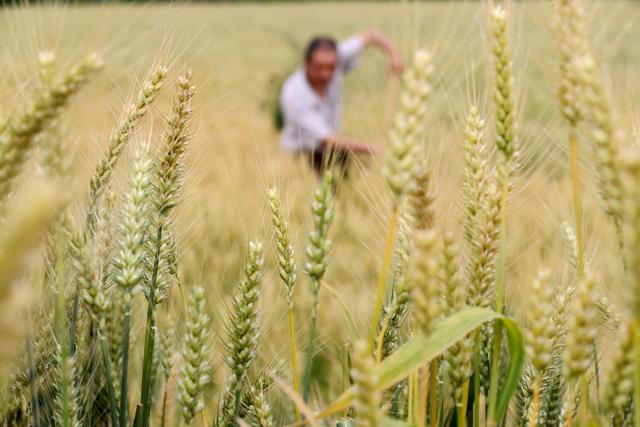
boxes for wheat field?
[1,1,640,426]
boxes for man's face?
[305,48,337,91]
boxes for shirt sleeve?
[337,35,365,73]
[281,93,332,151]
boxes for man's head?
[305,36,338,91]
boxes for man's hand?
[323,136,378,156]
[388,51,404,77]
[361,28,405,76]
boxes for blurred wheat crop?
[1,1,640,426]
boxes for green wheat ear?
[599,319,636,422]
[524,268,555,376]
[491,7,517,173]
[441,231,472,408]
[0,54,100,209]
[383,49,434,200]
[86,65,167,231]
[351,340,382,427]
[219,241,264,425]
[178,286,211,426]
[267,187,297,307]
[563,273,597,382]
[410,229,441,335]
[151,71,196,305]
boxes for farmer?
[280,29,404,172]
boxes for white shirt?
[280,36,365,153]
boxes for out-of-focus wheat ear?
[487,13,519,409]
[524,269,556,426]
[377,210,412,361]
[93,188,116,287]
[351,339,382,427]
[599,319,636,422]
[374,46,435,349]
[0,54,100,210]
[53,343,81,427]
[68,231,107,325]
[249,384,274,427]
[178,286,211,426]
[525,269,555,376]
[410,229,442,336]
[461,105,488,241]
[490,6,518,179]
[38,50,57,86]
[556,0,589,127]
[0,187,65,389]
[620,146,640,317]
[85,65,167,232]
[409,162,435,232]
[441,231,473,416]
[574,54,625,235]
[36,51,71,181]
[564,274,597,381]
[562,223,591,283]
[221,241,264,423]
[302,171,334,402]
[156,324,176,425]
[619,145,640,427]
[556,0,590,280]
[0,181,65,291]
[383,49,434,200]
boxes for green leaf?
[316,307,524,424]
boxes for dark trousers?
[307,147,351,176]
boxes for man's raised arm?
[360,28,405,76]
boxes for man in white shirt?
[280,29,404,172]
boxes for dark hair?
[305,36,337,62]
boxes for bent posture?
[280,29,403,172]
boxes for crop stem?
[570,126,585,279]
[458,378,470,427]
[119,297,132,427]
[430,360,437,427]
[140,223,164,427]
[288,307,300,422]
[302,278,320,402]
[527,379,541,427]
[473,331,481,427]
[99,332,119,427]
[368,204,398,350]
